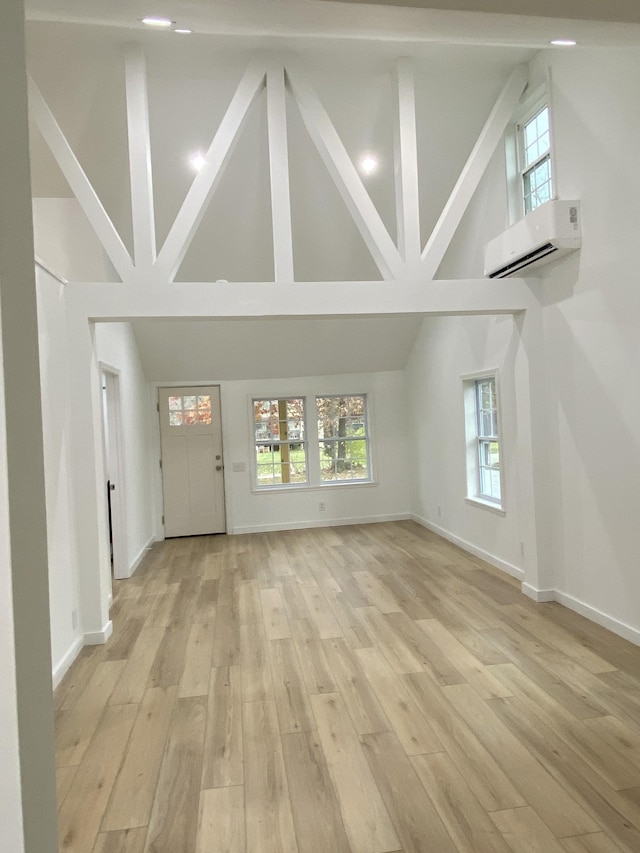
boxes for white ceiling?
[25,0,640,47]
[128,315,425,380]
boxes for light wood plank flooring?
[54,521,640,853]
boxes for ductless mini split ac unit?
[483,199,581,278]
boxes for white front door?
[159,386,226,537]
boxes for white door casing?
[159,386,226,537]
[100,367,128,579]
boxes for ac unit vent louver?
[484,200,581,279]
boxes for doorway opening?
[100,366,129,578]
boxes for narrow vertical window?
[253,398,307,487]
[475,377,501,503]
[520,105,553,214]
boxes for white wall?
[406,313,524,577]
[94,322,157,570]
[153,370,410,535]
[36,268,83,680]
[532,48,640,640]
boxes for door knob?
[216,465,223,471]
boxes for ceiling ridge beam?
[394,58,421,276]
[154,60,267,284]
[420,64,528,280]
[124,43,156,273]
[28,76,135,283]
[266,62,294,283]
[285,59,406,282]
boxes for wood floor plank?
[282,731,352,853]
[55,705,106,768]
[361,731,457,853]
[300,584,344,638]
[353,569,403,614]
[92,828,147,853]
[561,832,628,852]
[201,666,243,788]
[268,637,316,734]
[490,806,567,852]
[143,697,207,853]
[323,637,391,735]
[291,617,338,695]
[411,752,512,852]
[196,786,245,853]
[445,683,600,837]
[58,704,138,853]
[178,621,214,698]
[261,587,292,640]
[310,692,400,853]
[109,626,165,705]
[102,686,177,831]
[56,765,77,811]
[355,646,443,755]
[240,621,274,703]
[243,699,299,853]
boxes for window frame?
[315,394,372,484]
[252,397,309,489]
[462,370,505,513]
[505,82,557,224]
[518,104,553,215]
[250,393,374,491]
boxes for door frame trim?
[99,363,130,578]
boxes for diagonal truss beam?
[421,65,528,281]
[394,58,421,273]
[28,77,135,283]
[125,44,156,272]
[286,60,405,282]
[154,61,266,283]
[266,63,294,283]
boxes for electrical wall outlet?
[319,501,326,512]
[437,505,443,518]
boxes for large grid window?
[316,396,370,482]
[520,105,553,214]
[475,377,501,503]
[253,398,307,487]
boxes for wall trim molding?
[554,589,640,647]
[521,583,555,602]
[411,514,525,581]
[51,636,84,689]
[84,620,113,646]
[231,512,411,535]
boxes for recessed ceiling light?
[142,16,173,28]
[551,39,577,46]
[190,152,206,171]
[174,28,192,34]
[359,154,379,176]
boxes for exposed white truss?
[29,50,528,286]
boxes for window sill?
[252,480,377,495]
[465,496,506,516]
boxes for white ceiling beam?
[66,277,538,320]
[394,59,421,275]
[420,65,528,280]
[266,63,294,283]
[28,77,135,283]
[124,44,156,272]
[285,61,405,282]
[154,61,266,283]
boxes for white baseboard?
[554,590,640,647]
[231,512,411,536]
[411,514,524,581]
[521,583,555,603]
[51,635,84,689]
[84,620,113,645]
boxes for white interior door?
[101,368,128,579]
[159,386,226,537]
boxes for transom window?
[253,398,307,486]
[316,395,370,482]
[168,394,212,426]
[519,105,553,214]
